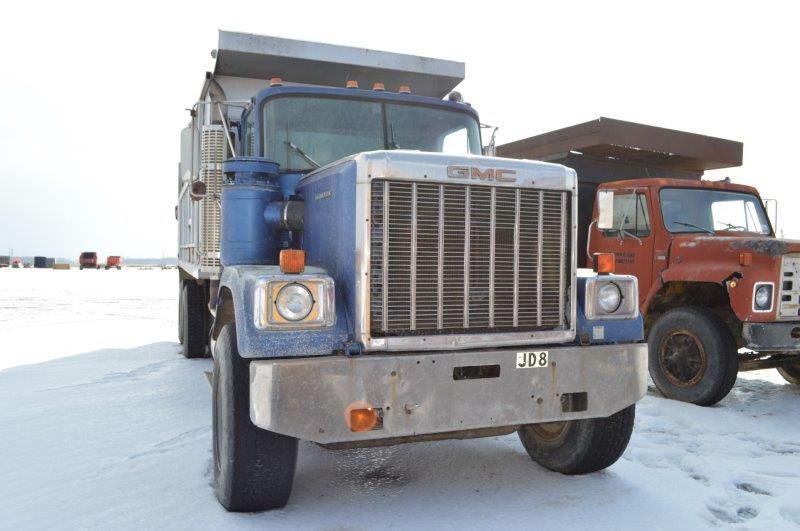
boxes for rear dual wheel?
[179,280,208,358]
[778,362,800,384]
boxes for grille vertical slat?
[513,189,521,327]
[370,180,569,336]
[437,185,445,329]
[410,183,418,330]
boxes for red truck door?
[588,188,655,308]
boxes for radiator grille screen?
[370,180,570,336]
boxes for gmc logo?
[446,165,517,182]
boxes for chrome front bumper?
[249,343,647,445]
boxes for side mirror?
[763,198,778,234]
[597,190,614,229]
[190,181,207,201]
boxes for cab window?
[602,193,651,237]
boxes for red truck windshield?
[660,188,771,235]
[261,96,482,171]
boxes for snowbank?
[1,270,798,529]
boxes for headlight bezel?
[254,274,335,329]
[752,282,774,312]
[584,274,638,320]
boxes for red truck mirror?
[597,190,614,230]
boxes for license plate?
[516,351,549,368]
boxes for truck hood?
[670,234,800,260]
[666,234,800,322]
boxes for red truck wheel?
[648,307,738,406]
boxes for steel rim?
[530,421,569,443]
[659,329,707,387]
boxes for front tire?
[180,281,207,358]
[648,307,738,406]
[778,361,800,384]
[518,405,635,474]
[213,323,298,512]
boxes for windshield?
[659,188,771,235]
[262,96,481,171]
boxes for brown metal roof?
[497,117,743,172]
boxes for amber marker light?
[398,84,411,94]
[372,82,385,91]
[270,77,283,87]
[279,249,305,274]
[346,402,379,432]
[739,252,753,266]
[346,80,359,89]
[593,253,615,274]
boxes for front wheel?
[648,307,738,406]
[213,323,298,512]
[778,361,800,384]
[518,405,635,474]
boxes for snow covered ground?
[1,268,799,529]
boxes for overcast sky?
[1,1,798,259]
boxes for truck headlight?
[597,283,622,313]
[275,283,314,321]
[753,282,774,312]
[585,275,638,319]
[254,274,335,329]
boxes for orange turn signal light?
[279,249,305,274]
[739,252,752,266]
[348,407,379,432]
[593,253,615,274]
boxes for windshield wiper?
[284,141,320,169]
[673,221,714,235]
[388,124,400,149]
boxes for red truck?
[79,252,100,270]
[500,118,799,406]
[105,256,122,270]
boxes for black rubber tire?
[180,281,207,358]
[518,405,635,475]
[178,279,185,345]
[213,323,298,512]
[648,307,738,406]
[777,362,800,384]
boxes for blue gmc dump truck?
[177,31,648,512]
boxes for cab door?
[588,188,655,308]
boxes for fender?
[218,265,352,359]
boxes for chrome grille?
[370,180,570,336]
